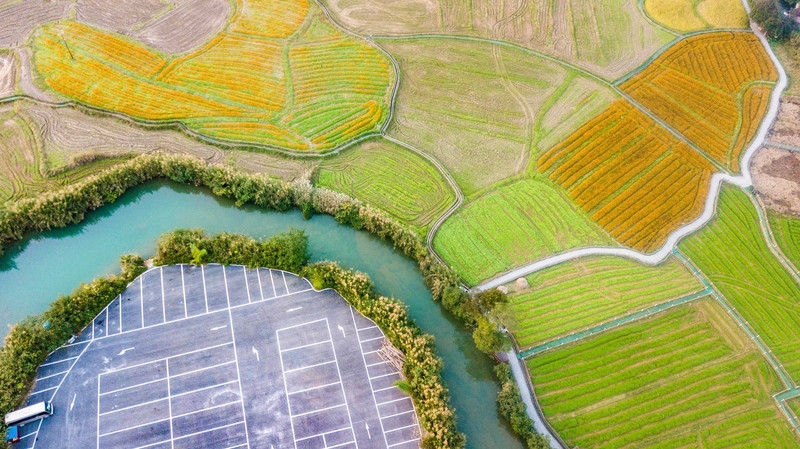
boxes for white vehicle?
[4,401,53,427]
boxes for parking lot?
[14,265,421,449]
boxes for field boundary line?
[475,17,787,291]
[765,140,800,153]
[518,287,712,358]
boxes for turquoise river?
[0,180,524,449]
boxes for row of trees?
[752,0,799,41]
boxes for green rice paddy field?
[509,256,703,349]
[317,138,455,229]
[528,300,797,448]
[433,175,613,285]
[680,187,800,381]
[769,211,800,270]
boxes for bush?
[495,364,551,449]
[752,0,799,40]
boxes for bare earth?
[14,47,59,102]
[0,0,72,47]
[131,0,231,54]
[752,146,800,217]
[767,96,800,149]
[2,102,307,181]
[0,53,15,98]
[76,0,168,35]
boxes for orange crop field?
[621,32,777,172]
[538,100,716,252]
[30,1,392,152]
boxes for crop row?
[770,212,800,270]
[730,84,772,171]
[317,139,455,227]
[528,302,797,448]
[161,34,285,111]
[537,100,715,252]
[32,5,392,152]
[433,176,612,285]
[621,32,777,171]
[509,255,703,348]
[232,0,309,38]
[681,186,800,380]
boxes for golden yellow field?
[643,0,748,32]
[621,32,777,171]
[31,2,392,152]
[538,100,716,252]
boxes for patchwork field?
[621,32,778,172]
[29,3,393,152]
[680,186,800,381]
[538,99,716,253]
[508,256,704,349]
[528,301,799,448]
[317,138,455,229]
[381,37,615,196]
[325,0,673,79]
[643,0,748,32]
[769,212,800,271]
[433,176,613,285]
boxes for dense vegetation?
[769,211,800,269]
[529,301,797,448]
[681,186,800,380]
[494,363,550,449]
[751,0,800,40]
[509,256,704,349]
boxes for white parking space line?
[99,418,171,438]
[350,307,390,448]
[276,318,328,333]
[294,426,352,443]
[369,372,400,381]
[283,360,336,374]
[289,403,347,419]
[387,438,420,448]
[201,265,209,314]
[356,326,379,332]
[170,379,239,399]
[359,336,384,343]
[327,441,357,449]
[98,397,167,417]
[166,359,175,449]
[270,270,277,298]
[242,266,251,303]
[384,424,418,434]
[170,360,235,379]
[256,268,264,302]
[223,266,251,449]
[99,377,165,397]
[281,271,289,294]
[279,340,331,353]
[366,361,389,368]
[376,397,410,407]
[371,386,398,394]
[380,410,413,420]
[287,381,342,396]
[172,421,245,443]
[181,265,188,319]
[140,276,145,330]
[325,320,359,449]
[27,419,43,449]
[35,370,68,381]
[160,267,166,324]
[171,399,241,420]
[275,330,299,446]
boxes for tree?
[752,0,798,40]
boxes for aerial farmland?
[1,0,800,448]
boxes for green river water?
[0,180,523,449]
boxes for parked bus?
[4,401,53,427]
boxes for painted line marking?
[283,360,336,374]
[252,346,259,362]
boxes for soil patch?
[751,146,800,217]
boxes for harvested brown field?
[323,0,673,79]
[5,101,307,181]
[75,0,166,35]
[0,110,43,203]
[767,96,800,149]
[131,0,231,54]
[0,52,15,98]
[15,47,58,102]
[0,0,71,47]
[752,146,800,217]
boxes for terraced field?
[643,0,748,32]
[325,0,674,79]
[433,176,613,285]
[770,212,800,270]
[789,398,800,422]
[621,32,778,172]
[538,99,716,253]
[381,37,615,195]
[528,301,798,448]
[30,3,393,152]
[509,256,703,349]
[317,138,455,229]
[680,186,800,381]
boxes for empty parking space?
[19,265,420,449]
